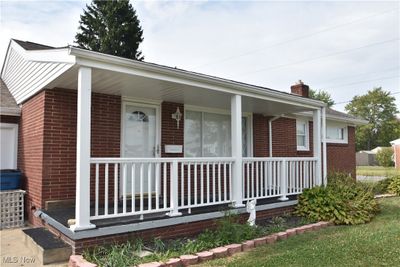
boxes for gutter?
[269,115,283,157]
[69,47,326,109]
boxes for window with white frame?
[326,122,348,143]
[296,119,309,151]
[184,109,251,157]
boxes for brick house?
[390,139,400,169]
[0,39,366,253]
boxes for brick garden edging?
[69,221,333,267]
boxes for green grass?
[357,166,399,177]
[199,197,400,267]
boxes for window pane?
[296,122,306,135]
[297,135,305,147]
[203,112,231,157]
[327,126,344,140]
[184,111,202,157]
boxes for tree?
[75,0,144,60]
[376,147,394,167]
[309,89,335,107]
[345,87,400,151]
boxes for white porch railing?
[88,157,317,222]
[89,157,234,220]
[242,157,318,201]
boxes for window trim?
[296,118,309,151]
[184,105,253,157]
[326,122,348,144]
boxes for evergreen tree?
[75,0,144,60]
[309,89,335,107]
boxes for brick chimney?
[291,80,309,98]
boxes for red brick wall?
[18,91,46,225]
[41,89,121,205]
[0,115,20,123]
[161,102,184,157]
[326,126,356,177]
[253,116,313,157]
[394,144,400,169]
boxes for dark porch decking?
[45,195,298,229]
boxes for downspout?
[269,115,283,157]
[322,107,327,186]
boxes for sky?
[0,0,399,112]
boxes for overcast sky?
[0,0,399,112]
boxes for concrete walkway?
[356,175,387,182]
[0,228,68,267]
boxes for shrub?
[296,173,379,225]
[376,147,394,167]
[388,175,400,196]
[371,178,393,195]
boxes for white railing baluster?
[114,163,118,214]
[95,163,99,217]
[200,163,204,204]
[140,163,144,217]
[194,163,198,206]
[246,162,250,199]
[218,163,222,202]
[163,162,167,209]
[224,163,227,201]
[148,163,152,210]
[104,163,109,216]
[188,163,191,210]
[168,160,181,217]
[181,163,184,207]
[256,161,259,198]
[156,162,160,210]
[207,162,210,203]
[131,163,135,213]
[212,163,216,202]
[229,162,232,200]
[122,163,127,214]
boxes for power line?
[317,75,400,90]
[333,91,400,106]
[315,66,399,86]
[193,7,399,69]
[235,38,399,77]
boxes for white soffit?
[0,40,75,104]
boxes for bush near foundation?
[388,175,400,196]
[296,173,379,225]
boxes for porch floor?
[44,195,298,229]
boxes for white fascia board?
[70,47,326,110]
[294,111,368,125]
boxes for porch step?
[22,227,72,265]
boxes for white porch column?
[313,108,322,186]
[231,95,244,207]
[322,107,327,186]
[71,66,95,231]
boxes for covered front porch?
[45,47,327,232]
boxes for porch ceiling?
[47,65,314,115]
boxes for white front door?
[122,102,160,195]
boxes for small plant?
[388,175,400,196]
[153,237,166,253]
[370,177,393,195]
[376,148,394,167]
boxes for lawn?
[357,166,399,177]
[200,197,400,267]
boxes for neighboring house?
[0,39,366,253]
[356,147,390,166]
[0,79,20,170]
[390,139,400,169]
